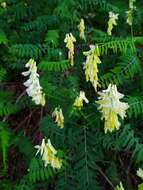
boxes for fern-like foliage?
[0,91,18,117]
[126,96,143,118]
[27,157,55,183]
[98,39,136,55]
[38,59,70,72]
[100,54,141,87]
[22,15,59,32]
[79,0,120,12]
[9,44,46,59]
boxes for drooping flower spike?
[64,33,76,66]
[96,84,129,133]
[107,11,119,36]
[22,59,45,106]
[78,18,86,40]
[126,0,136,26]
[73,91,89,109]
[35,138,62,169]
[83,45,101,91]
[52,107,64,129]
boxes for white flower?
[22,59,45,106]
[96,84,129,133]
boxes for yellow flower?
[64,33,76,66]
[73,91,89,108]
[22,59,45,106]
[83,45,101,91]
[78,18,86,40]
[52,107,64,129]
[137,168,143,180]
[96,84,129,133]
[35,138,62,169]
[107,12,119,36]
[115,182,125,190]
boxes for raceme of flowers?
[78,18,86,40]
[107,11,119,36]
[126,0,136,25]
[22,59,45,106]
[96,84,129,133]
[64,33,76,66]
[35,138,62,169]
[52,107,64,129]
[73,91,89,108]
[83,45,101,91]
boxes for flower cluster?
[96,84,129,133]
[73,91,89,109]
[22,59,45,106]
[83,45,101,91]
[52,107,64,129]
[78,18,86,40]
[35,138,62,169]
[126,0,136,25]
[64,33,76,66]
[107,11,119,36]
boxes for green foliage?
[0,122,10,172]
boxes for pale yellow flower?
[35,138,62,169]
[73,91,89,108]
[78,18,86,40]
[96,84,129,133]
[22,59,45,106]
[137,168,143,180]
[129,0,136,9]
[126,0,136,26]
[83,45,101,91]
[52,107,64,129]
[107,12,119,36]
[1,2,7,8]
[64,33,76,66]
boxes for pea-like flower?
[52,107,64,129]
[35,138,62,169]
[107,12,119,36]
[73,91,89,108]
[22,59,45,106]
[83,45,101,91]
[96,84,129,133]
[78,18,86,40]
[64,33,76,66]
